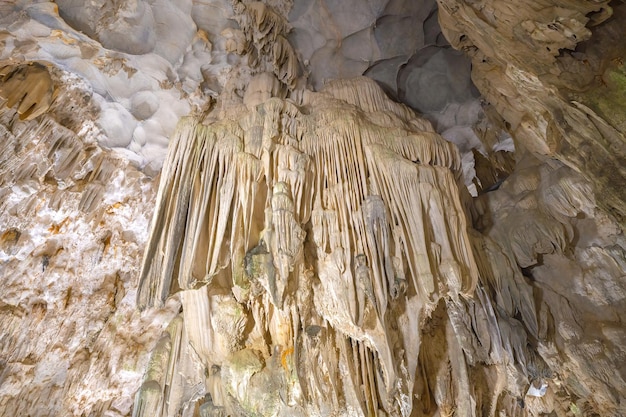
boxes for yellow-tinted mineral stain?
[106,202,123,214]
[50,29,77,45]
[281,346,294,371]
[196,29,210,44]
[48,217,69,234]
[101,231,112,254]
[0,228,20,246]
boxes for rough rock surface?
[0,63,180,416]
[438,0,626,225]
[437,0,626,415]
[0,0,624,416]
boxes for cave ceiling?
[0,1,625,416]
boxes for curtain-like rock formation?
[0,1,625,416]
[134,76,484,416]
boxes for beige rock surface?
[0,1,625,416]
[438,0,626,226]
[0,63,180,416]
[437,0,626,414]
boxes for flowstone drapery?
[1,1,626,416]
[133,77,486,416]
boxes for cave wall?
[0,1,625,416]
[436,0,626,414]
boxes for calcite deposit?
[135,76,478,416]
[0,1,625,417]
[0,62,181,416]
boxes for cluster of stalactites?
[138,78,473,307]
[223,0,299,89]
[137,77,479,416]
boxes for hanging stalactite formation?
[134,76,500,416]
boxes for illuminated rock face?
[0,1,625,417]
[134,77,479,416]
[0,63,181,417]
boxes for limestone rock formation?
[0,62,180,416]
[0,1,625,417]
[134,76,479,415]
[438,0,626,226]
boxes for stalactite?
[136,76,488,416]
[1,1,624,416]
[0,62,55,121]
